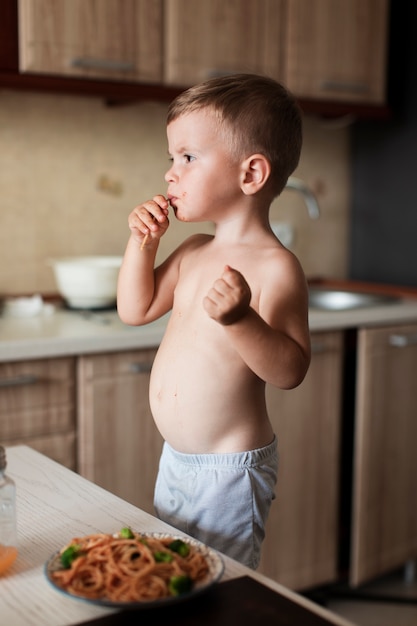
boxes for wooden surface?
[0,446,354,626]
[18,0,163,83]
[285,0,389,104]
[308,277,417,300]
[164,0,284,85]
[351,323,417,585]
[260,331,343,589]
[0,0,391,118]
[77,349,163,513]
[0,357,76,468]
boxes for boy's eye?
[167,154,195,165]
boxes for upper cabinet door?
[285,0,389,104]
[18,0,163,83]
[164,0,285,86]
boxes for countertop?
[0,309,169,362]
[308,297,417,331]
[0,445,355,626]
[2,294,417,362]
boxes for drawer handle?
[0,374,40,388]
[320,80,369,94]
[71,57,135,72]
[389,333,417,347]
[129,363,152,374]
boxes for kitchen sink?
[309,287,401,311]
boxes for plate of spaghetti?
[45,528,224,608]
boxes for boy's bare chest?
[173,251,261,313]
[173,266,217,307]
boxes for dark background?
[349,0,417,287]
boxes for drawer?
[0,357,75,410]
[0,357,76,438]
[1,405,74,440]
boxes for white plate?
[45,532,224,609]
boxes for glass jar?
[0,446,18,574]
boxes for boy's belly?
[149,329,273,454]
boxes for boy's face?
[165,109,243,223]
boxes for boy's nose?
[165,165,176,182]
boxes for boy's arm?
[203,261,311,390]
[117,195,173,325]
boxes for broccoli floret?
[168,539,190,557]
[119,527,135,539]
[168,575,193,595]
[60,544,83,569]
[154,551,174,563]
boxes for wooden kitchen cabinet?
[259,331,344,590]
[18,0,163,83]
[285,0,389,104]
[0,357,76,469]
[77,349,163,514]
[350,323,417,586]
[164,0,284,86]
[12,0,390,115]
[165,0,389,105]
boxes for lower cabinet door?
[77,349,163,514]
[259,331,343,590]
[350,324,417,585]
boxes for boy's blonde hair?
[167,73,302,197]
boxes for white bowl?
[49,256,123,309]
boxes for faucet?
[285,177,320,219]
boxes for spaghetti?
[51,530,209,602]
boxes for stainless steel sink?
[309,287,401,311]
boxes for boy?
[117,74,310,569]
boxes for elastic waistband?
[163,436,277,469]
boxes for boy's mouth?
[167,195,178,214]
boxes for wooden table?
[0,446,354,625]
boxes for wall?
[350,0,417,288]
[0,89,351,296]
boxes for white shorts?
[154,437,278,569]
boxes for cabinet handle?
[0,374,40,388]
[320,80,369,94]
[71,57,135,72]
[129,363,152,374]
[389,333,417,347]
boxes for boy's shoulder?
[257,240,307,292]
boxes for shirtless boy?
[117,74,311,569]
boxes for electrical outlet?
[270,221,294,248]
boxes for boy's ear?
[240,154,271,195]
